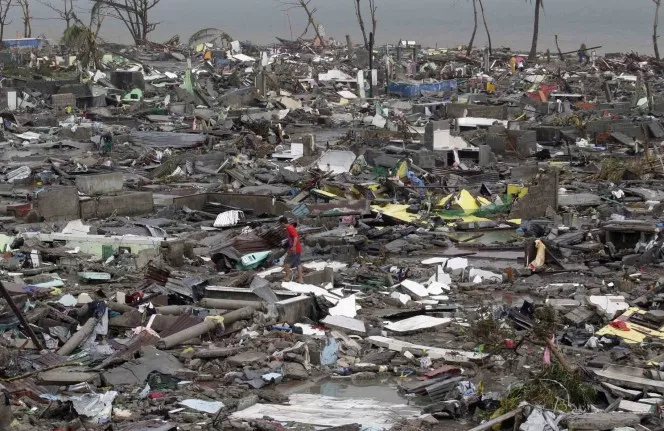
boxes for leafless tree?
[0,0,12,41]
[38,0,76,29]
[16,0,31,37]
[478,0,492,55]
[466,0,478,55]
[654,0,661,59]
[278,0,324,46]
[94,0,161,45]
[526,0,544,61]
[353,0,376,50]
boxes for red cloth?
[610,320,630,331]
[286,224,302,253]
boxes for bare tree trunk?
[65,0,72,29]
[528,0,541,61]
[466,0,478,56]
[301,0,324,46]
[369,0,376,44]
[18,0,32,37]
[554,34,563,60]
[354,0,368,49]
[654,0,661,60]
[0,0,13,42]
[478,0,491,55]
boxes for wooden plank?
[618,400,654,414]
[594,368,664,393]
[566,412,641,430]
[467,408,523,431]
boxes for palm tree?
[526,0,544,61]
[61,1,106,70]
[466,0,478,56]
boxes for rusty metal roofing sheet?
[159,313,203,338]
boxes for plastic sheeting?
[213,210,245,227]
[316,150,357,174]
[231,393,419,428]
[387,79,457,98]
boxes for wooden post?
[0,281,43,350]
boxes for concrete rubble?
[2,26,664,431]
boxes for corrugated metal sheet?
[259,226,286,248]
[94,332,159,370]
[159,314,203,338]
[146,265,170,284]
[33,352,67,368]
[164,276,204,299]
[3,379,49,403]
[130,130,206,148]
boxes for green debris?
[595,157,645,183]
[499,364,596,413]
[468,309,516,351]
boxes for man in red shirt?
[280,216,303,283]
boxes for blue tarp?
[3,38,45,49]
[387,79,458,98]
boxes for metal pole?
[0,281,43,350]
[369,32,374,98]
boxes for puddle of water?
[234,377,424,429]
[288,376,429,407]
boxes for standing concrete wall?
[35,186,80,221]
[80,192,154,219]
[75,173,124,196]
[509,170,559,220]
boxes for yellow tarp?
[596,307,664,344]
[395,160,409,179]
[477,196,492,206]
[507,184,529,198]
[371,204,421,223]
[437,189,481,211]
[312,189,340,199]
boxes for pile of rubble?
[3,30,664,431]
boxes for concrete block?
[564,307,594,325]
[514,130,537,155]
[110,70,145,91]
[302,134,315,156]
[424,120,450,151]
[35,186,80,221]
[75,173,124,195]
[478,145,495,167]
[79,192,153,219]
[276,296,314,324]
[321,315,366,336]
[302,267,334,286]
[510,170,559,220]
[51,93,76,109]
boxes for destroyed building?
[1,18,664,431]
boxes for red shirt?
[286,224,302,254]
